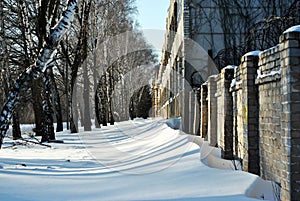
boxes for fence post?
[207,75,217,146]
[279,30,300,201]
[200,84,208,139]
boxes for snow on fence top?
[283,25,300,34]
[224,65,237,70]
[244,50,262,57]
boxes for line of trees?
[0,0,157,147]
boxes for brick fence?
[153,28,300,200]
[197,30,300,200]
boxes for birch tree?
[37,0,64,134]
[0,0,78,148]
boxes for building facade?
[153,0,228,133]
[153,0,297,135]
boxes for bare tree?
[246,1,300,51]
[0,0,78,148]
[190,0,300,69]
[60,0,92,133]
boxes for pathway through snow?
[0,118,273,200]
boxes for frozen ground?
[0,118,274,201]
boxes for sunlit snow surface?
[0,119,273,201]
[283,25,300,33]
[244,50,262,57]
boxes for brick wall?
[256,45,282,188]
[199,29,300,200]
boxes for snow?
[0,119,274,200]
[230,79,237,88]
[230,79,242,88]
[283,25,300,34]
[166,117,182,130]
[244,50,262,57]
[256,69,281,79]
[224,65,237,70]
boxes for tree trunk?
[108,70,115,125]
[101,74,108,126]
[70,109,79,133]
[12,111,22,140]
[94,92,101,128]
[100,91,108,127]
[83,61,92,131]
[79,100,84,127]
[70,84,79,133]
[31,79,46,136]
[41,68,55,142]
[48,68,63,132]
[65,61,70,130]
[93,53,100,128]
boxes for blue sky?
[136,0,169,30]
[136,0,170,59]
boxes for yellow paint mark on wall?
[243,105,248,124]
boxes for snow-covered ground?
[0,118,274,201]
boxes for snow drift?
[0,118,275,200]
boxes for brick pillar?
[169,69,174,117]
[240,54,260,175]
[280,31,300,201]
[174,70,180,117]
[188,91,195,134]
[207,75,217,146]
[182,79,190,134]
[219,67,234,159]
[200,84,208,139]
[230,73,239,159]
[167,80,171,118]
[193,89,201,135]
[231,90,238,157]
